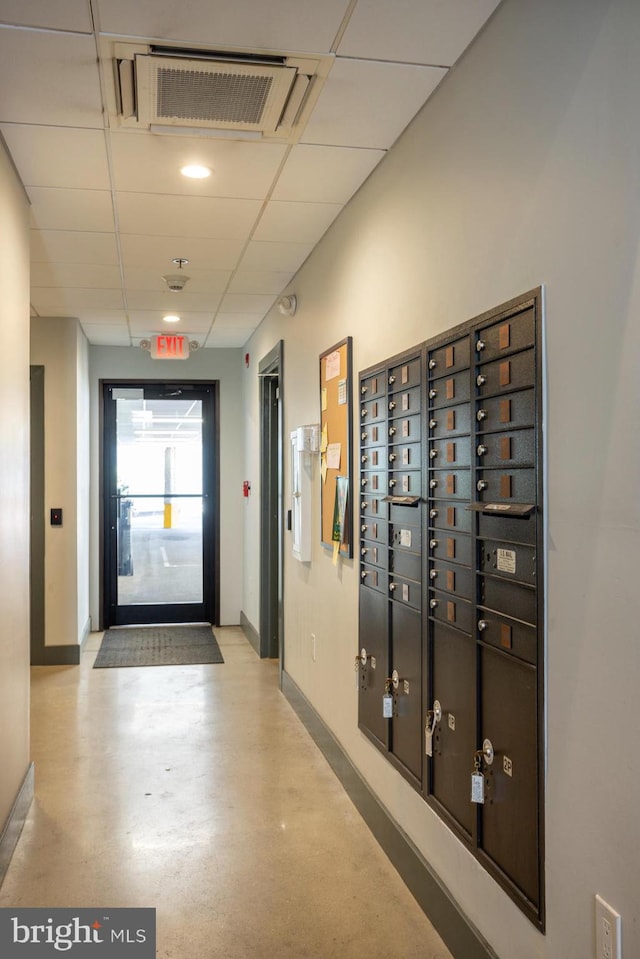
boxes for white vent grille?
[135,55,297,133]
[156,67,273,125]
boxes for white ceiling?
[0,0,501,348]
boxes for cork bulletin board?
[319,337,353,559]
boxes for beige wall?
[0,139,31,830]
[243,0,640,956]
[31,316,90,647]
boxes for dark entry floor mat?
[93,625,224,668]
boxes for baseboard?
[0,763,34,890]
[32,644,80,666]
[240,611,260,656]
[281,671,498,959]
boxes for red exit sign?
[150,334,190,360]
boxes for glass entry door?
[103,382,218,626]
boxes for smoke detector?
[162,257,190,292]
[278,294,297,316]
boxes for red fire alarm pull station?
[243,481,251,498]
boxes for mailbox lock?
[361,500,367,510]
[361,407,368,417]
[429,479,438,489]
[389,426,397,436]
[478,619,488,632]
[360,570,370,580]
[429,388,438,399]
[389,582,397,593]
[476,339,486,352]
[476,374,487,386]
[477,479,488,491]
[361,454,369,463]
[388,375,396,385]
[477,444,488,456]
[429,508,438,518]
[389,401,396,411]
[429,419,437,430]
[361,385,368,395]
[429,598,438,609]
[389,479,396,488]
[477,408,487,422]
[426,699,443,728]
[391,669,400,691]
[429,449,438,459]
[361,477,369,487]
[475,738,494,765]
[361,524,368,533]
[361,431,368,441]
[361,547,369,556]
[429,539,438,549]
[429,569,438,579]
[360,648,368,666]
[428,359,437,370]
[389,453,396,462]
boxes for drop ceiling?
[0,0,501,348]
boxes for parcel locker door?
[429,623,475,838]
[479,646,540,910]
[358,586,389,750]
[389,602,423,786]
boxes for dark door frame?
[101,379,220,628]
[259,341,284,674]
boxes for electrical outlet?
[311,633,316,662]
[595,895,621,959]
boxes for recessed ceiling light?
[163,314,181,324]
[180,164,211,179]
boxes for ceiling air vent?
[131,53,301,135]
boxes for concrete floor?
[0,628,453,959]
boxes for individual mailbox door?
[479,646,540,911]
[476,388,535,433]
[429,623,475,838]
[389,602,423,785]
[358,586,389,750]
[475,310,535,361]
[428,335,471,376]
[475,428,535,468]
[428,501,472,534]
[428,371,471,409]
[475,349,535,397]
[388,357,421,391]
[428,402,471,439]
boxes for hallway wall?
[0,139,31,837]
[89,347,244,627]
[243,0,640,956]
[31,316,91,649]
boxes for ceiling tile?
[125,290,223,313]
[212,313,266,330]
[0,1,93,32]
[31,230,119,265]
[272,144,385,203]
[337,0,501,67]
[128,312,214,334]
[239,241,314,273]
[0,29,103,128]
[116,193,263,241]
[205,327,255,348]
[119,235,245,271]
[31,263,122,290]
[123,266,232,293]
[96,0,351,54]
[29,188,115,233]
[301,58,447,149]
[218,294,277,314]
[109,132,287,199]
[253,201,343,244]
[80,325,131,346]
[31,288,125,315]
[0,126,110,189]
[228,271,294,294]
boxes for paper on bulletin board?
[326,443,341,470]
[337,378,347,405]
[321,456,328,483]
[321,387,327,411]
[325,350,341,381]
[320,423,328,453]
